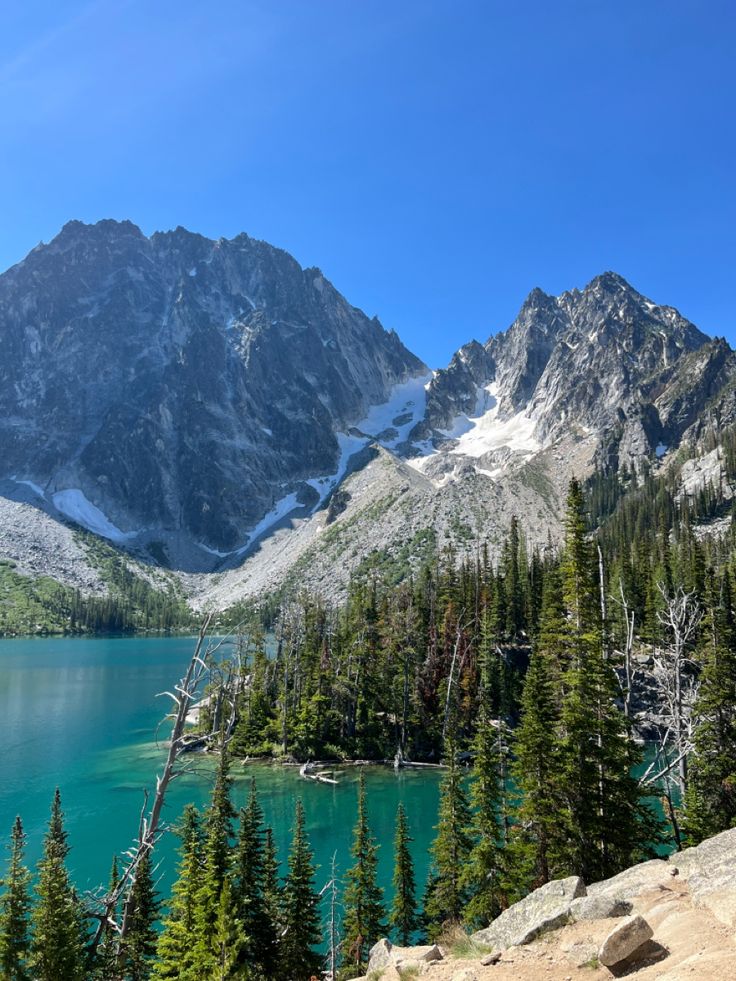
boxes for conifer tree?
[233,776,278,976]
[0,816,32,981]
[261,826,282,969]
[682,571,736,842]
[122,850,160,981]
[29,790,87,981]
[424,742,472,937]
[190,745,239,977]
[208,877,248,981]
[388,803,418,945]
[462,635,506,926]
[280,800,322,981]
[342,771,386,969]
[558,480,658,881]
[153,805,202,980]
[506,570,566,896]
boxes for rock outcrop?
[361,828,736,980]
[471,875,586,948]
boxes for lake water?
[0,635,443,919]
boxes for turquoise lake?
[0,635,443,917]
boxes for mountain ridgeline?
[0,220,424,563]
[1,219,735,605]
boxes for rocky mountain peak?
[0,220,426,566]
[412,271,721,486]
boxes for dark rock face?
[418,271,714,469]
[0,220,425,555]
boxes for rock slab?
[598,914,654,967]
[368,938,443,975]
[472,875,586,949]
[569,894,633,921]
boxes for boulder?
[368,939,443,975]
[672,827,736,926]
[598,914,654,967]
[569,894,633,921]
[472,875,586,949]
[393,960,428,975]
[367,937,393,973]
[480,951,502,965]
[586,858,672,902]
[401,944,442,963]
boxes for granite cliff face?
[0,222,734,593]
[411,272,722,483]
[0,220,425,565]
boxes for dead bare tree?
[441,611,477,743]
[87,614,248,958]
[635,584,702,848]
[610,579,636,717]
[324,852,340,981]
[651,583,702,794]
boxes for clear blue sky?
[1,0,734,367]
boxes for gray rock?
[412,944,443,963]
[569,894,633,921]
[393,944,442,967]
[586,858,672,901]
[472,875,586,949]
[0,219,425,566]
[670,827,736,926]
[480,951,502,965]
[367,937,393,973]
[598,914,653,967]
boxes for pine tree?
[506,571,566,896]
[233,776,278,976]
[424,742,472,938]
[29,790,87,981]
[208,877,248,981]
[190,745,239,977]
[261,826,282,970]
[280,800,323,981]
[682,571,736,842]
[122,850,160,981]
[342,771,386,969]
[0,816,32,981]
[388,803,419,945]
[462,634,506,926]
[153,805,202,980]
[558,480,659,881]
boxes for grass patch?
[437,923,493,959]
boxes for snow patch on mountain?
[11,477,45,498]
[306,371,433,506]
[406,381,540,480]
[51,489,137,543]
[235,492,301,554]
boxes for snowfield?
[407,381,540,479]
[51,489,137,543]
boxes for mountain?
[410,271,721,482]
[0,220,425,568]
[0,220,734,607]
[185,272,736,609]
